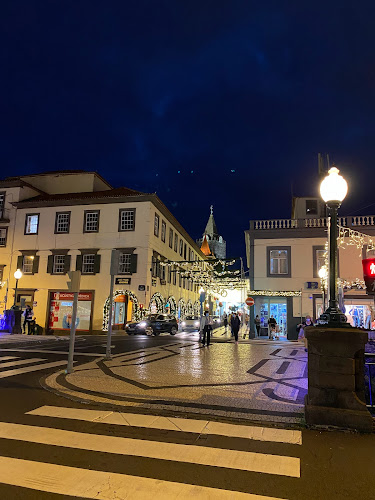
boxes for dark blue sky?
[1,2,375,258]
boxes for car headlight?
[139,322,147,328]
[194,322,200,327]
[125,323,130,328]
[181,322,186,326]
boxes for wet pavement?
[45,338,307,427]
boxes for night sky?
[1,2,375,259]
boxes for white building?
[245,196,375,338]
[0,171,206,333]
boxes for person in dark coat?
[231,312,241,344]
[223,312,228,333]
[255,315,261,337]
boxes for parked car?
[180,316,200,331]
[125,314,178,336]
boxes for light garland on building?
[338,226,375,255]
[338,278,366,290]
[247,290,302,297]
[149,292,165,313]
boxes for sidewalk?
[44,338,307,427]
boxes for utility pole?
[105,250,120,360]
[66,271,81,374]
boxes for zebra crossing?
[0,354,67,378]
[0,405,302,499]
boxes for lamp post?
[318,166,349,326]
[13,269,23,309]
[318,266,328,313]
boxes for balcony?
[251,216,375,231]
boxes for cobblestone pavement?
[45,338,307,427]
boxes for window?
[53,255,65,274]
[173,266,177,285]
[168,267,172,283]
[267,247,291,277]
[174,234,178,252]
[152,256,158,277]
[55,212,71,233]
[119,209,135,231]
[169,229,173,248]
[119,253,131,274]
[0,228,7,246]
[179,239,183,256]
[313,246,326,278]
[82,254,96,274]
[154,213,160,237]
[306,200,318,215]
[84,211,100,233]
[25,214,39,235]
[161,221,166,243]
[23,256,35,274]
[160,263,166,281]
[184,243,187,260]
[0,192,5,219]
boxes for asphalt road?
[0,333,374,499]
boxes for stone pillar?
[305,326,373,432]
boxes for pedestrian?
[297,315,313,351]
[23,305,34,335]
[268,315,277,340]
[231,312,241,344]
[222,312,228,334]
[200,311,213,347]
[255,315,261,337]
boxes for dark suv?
[125,314,178,336]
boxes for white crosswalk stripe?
[0,405,301,498]
[0,355,67,378]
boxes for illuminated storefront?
[48,291,94,332]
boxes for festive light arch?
[177,298,186,320]
[166,296,177,316]
[102,290,140,331]
[149,292,165,314]
[193,301,200,316]
[186,299,193,316]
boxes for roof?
[13,187,147,205]
[200,235,212,256]
[5,170,113,190]
[204,207,219,237]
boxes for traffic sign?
[245,297,255,306]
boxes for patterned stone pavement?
[45,338,307,426]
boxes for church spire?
[204,205,219,237]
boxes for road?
[0,332,374,499]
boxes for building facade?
[0,171,205,333]
[245,196,375,338]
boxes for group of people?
[200,311,241,346]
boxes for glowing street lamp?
[13,268,23,308]
[318,167,349,326]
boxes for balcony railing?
[252,216,375,230]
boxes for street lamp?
[318,266,328,312]
[318,166,349,326]
[13,268,23,308]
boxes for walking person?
[200,311,213,347]
[23,305,34,335]
[255,315,261,337]
[231,312,241,344]
[222,312,228,335]
[268,315,277,340]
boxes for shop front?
[102,290,139,331]
[255,296,288,338]
[48,291,94,333]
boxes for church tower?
[197,206,226,259]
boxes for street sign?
[245,297,255,306]
[362,258,375,295]
[115,277,131,285]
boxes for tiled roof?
[15,187,148,204]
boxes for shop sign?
[115,277,131,285]
[362,258,375,295]
[306,282,319,289]
[52,292,92,301]
[138,285,146,291]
